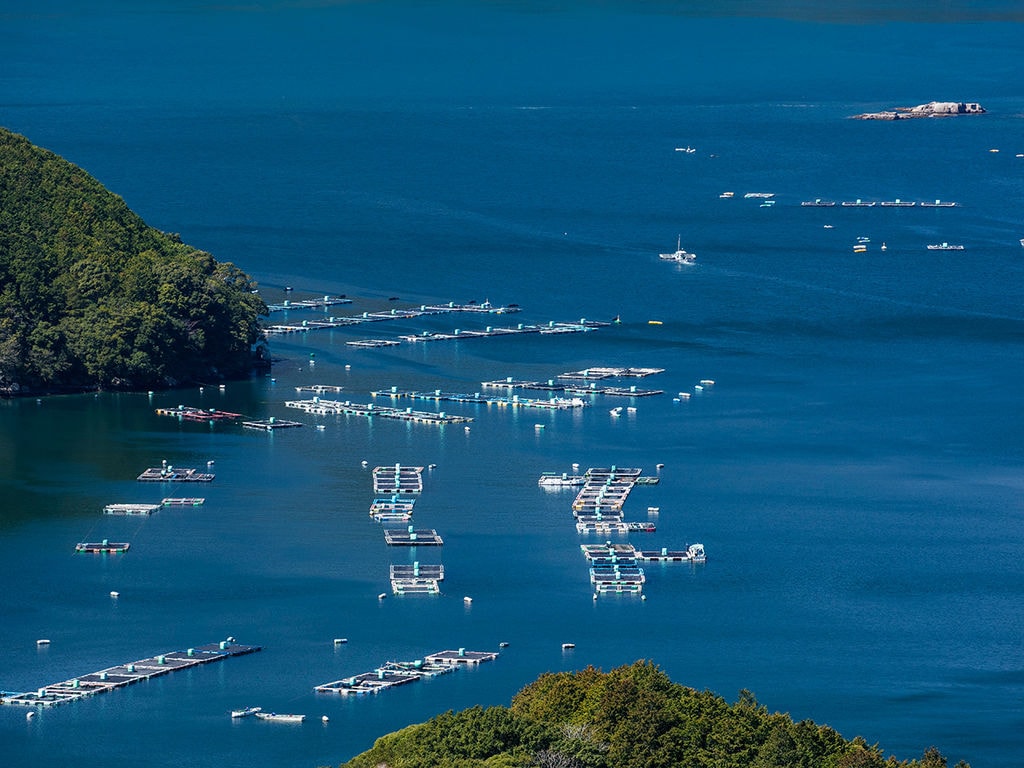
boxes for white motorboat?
[255,711,305,723]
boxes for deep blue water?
[2,3,1024,767]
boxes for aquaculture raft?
[76,540,130,554]
[137,467,214,482]
[314,649,485,697]
[103,503,160,516]
[370,497,416,523]
[384,527,443,546]
[372,465,424,495]
[0,640,260,708]
[390,562,444,594]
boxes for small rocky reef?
[852,101,985,120]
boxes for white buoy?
[227,636,236,643]
[464,426,470,433]
[378,593,387,600]
[322,715,329,723]
[361,460,368,467]
[27,711,35,720]
[109,591,119,598]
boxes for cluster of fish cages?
[371,387,586,410]
[0,640,260,708]
[366,465,445,592]
[285,397,473,426]
[540,466,706,596]
[314,648,497,697]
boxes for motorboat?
[231,706,262,718]
[255,712,305,723]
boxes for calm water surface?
[2,3,1023,767]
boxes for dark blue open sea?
[2,2,1023,767]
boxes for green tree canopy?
[341,662,969,768]
[0,126,267,393]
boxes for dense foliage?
[341,662,969,768]
[0,127,267,393]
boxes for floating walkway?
[315,648,492,697]
[284,398,473,426]
[137,466,214,482]
[104,503,160,516]
[372,465,424,494]
[162,497,205,506]
[0,640,260,708]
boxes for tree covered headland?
[0,127,267,394]
[341,662,968,768]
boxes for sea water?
[2,3,1023,767]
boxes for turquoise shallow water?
[2,3,1024,767]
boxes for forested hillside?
[341,662,969,768]
[0,127,266,394]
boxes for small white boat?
[561,643,575,650]
[36,639,50,646]
[231,706,262,718]
[255,712,305,723]
[659,235,696,264]
[463,596,473,604]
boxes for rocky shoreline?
[852,100,985,120]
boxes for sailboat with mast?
[658,235,696,264]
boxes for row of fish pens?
[398,319,608,344]
[371,387,586,410]
[370,465,445,588]
[264,299,520,335]
[0,640,260,708]
[285,397,473,426]
[103,498,206,516]
[314,648,497,696]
